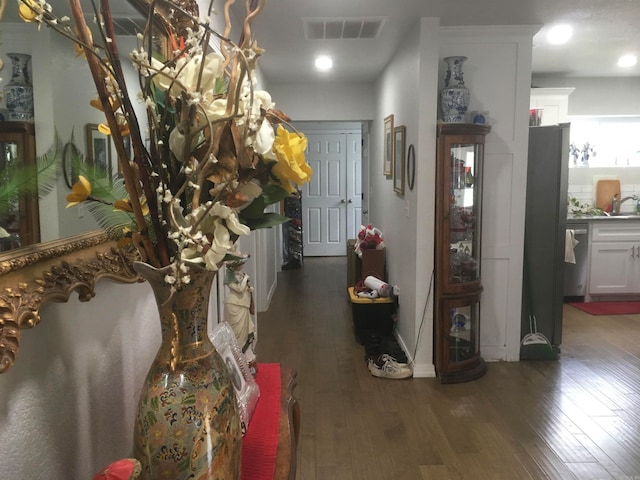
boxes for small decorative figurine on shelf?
[224,258,257,374]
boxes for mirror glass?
[0,3,146,259]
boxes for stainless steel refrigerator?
[521,123,570,358]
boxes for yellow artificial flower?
[73,26,93,58]
[114,197,149,216]
[270,125,311,194]
[117,226,133,248]
[90,96,122,113]
[18,0,40,22]
[66,175,91,208]
[96,122,130,137]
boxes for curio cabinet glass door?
[0,121,40,252]
[434,123,490,383]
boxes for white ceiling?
[4,0,640,84]
[222,0,640,84]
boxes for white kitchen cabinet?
[530,88,575,126]
[588,221,640,295]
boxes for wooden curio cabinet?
[434,123,490,383]
[0,121,40,251]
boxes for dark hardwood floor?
[255,257,640,480]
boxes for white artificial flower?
[201,98,228,123]
[169,127,186,163]
[151,52,224,97]
[211,202,250,236]
[252,117,275,155]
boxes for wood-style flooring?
[255,256,640,480]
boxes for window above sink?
[568,116,640,168]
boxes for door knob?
[340,199,346,203]
[362,209,369,214]
[347,199,353,203]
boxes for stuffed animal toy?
[354,224,385,258]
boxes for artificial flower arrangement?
[16,0,312,286]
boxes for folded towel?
[565,229,579,263]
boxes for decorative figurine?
[224,258,257,372]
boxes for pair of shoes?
[368,354,412,379]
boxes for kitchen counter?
[567,215,640,223]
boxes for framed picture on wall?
[393,125,406,195]
[383,114,394,176]
[85,123,112,180]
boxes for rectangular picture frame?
[85,123,112,180]
[383,114,394,176]
[209,322,260,435]
[393,125,406,195]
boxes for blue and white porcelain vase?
[440,56,470,123]
[5,53,34,122]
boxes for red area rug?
[241,363,281,480]
[569,302,640,315]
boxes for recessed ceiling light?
[617,54,638,68]
[547,24,573,45]
[315,55,333,72]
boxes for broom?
[520,243,558,360]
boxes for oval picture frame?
[407,144,416,190]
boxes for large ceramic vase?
[440,56,470,123]
[133,261,242,480]
[5,53,34,122]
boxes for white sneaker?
[368,354,413,379]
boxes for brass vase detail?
[132,261,242,480]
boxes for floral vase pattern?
[132,261,242,480]
[4,53,34,122]
[440,56,470,123]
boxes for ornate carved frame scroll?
[0,231,142,374]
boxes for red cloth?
[570,301,640,315]
[241,363,281,480]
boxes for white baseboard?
[481,345,509,362]
[394,329,436,378]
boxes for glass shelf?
[435,123,490,383]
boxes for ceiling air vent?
[303,17,386,40]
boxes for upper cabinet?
[530,87,574,126]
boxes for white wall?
[439,26,536,362]
[370,18,439,376]
[268,82,375,121]
[0,281,158,479]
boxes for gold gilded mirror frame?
[0,0,171,375]
[0,231,141,374]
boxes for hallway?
[255,257,640,480]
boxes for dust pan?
[520,313,557,360]
[520,243,558,360]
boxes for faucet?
[612,194,638,214]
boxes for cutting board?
[595,179,621,211]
